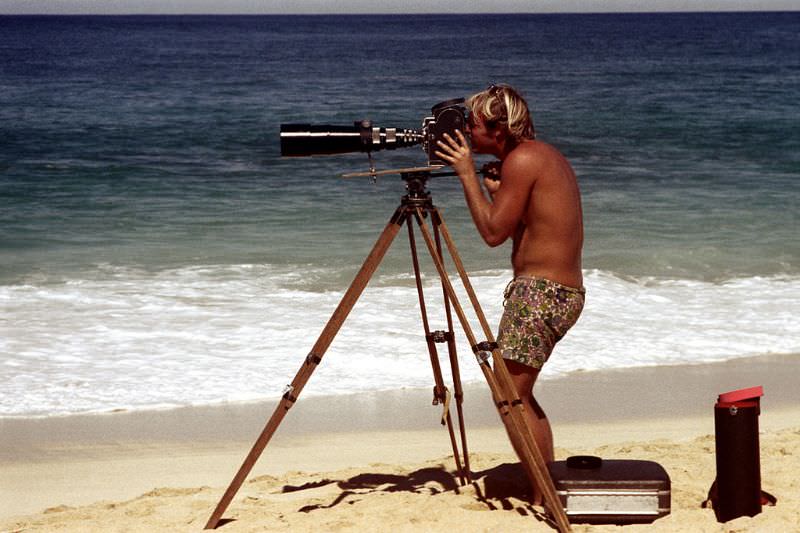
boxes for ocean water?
[1,13,798,417]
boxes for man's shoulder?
[503,140,550,176]
[509,140,571,176]
[507,139,558,163]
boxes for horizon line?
[2,9,798,16]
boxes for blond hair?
[466,84,535,142]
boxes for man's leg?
[504,358,553,505]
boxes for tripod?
[204,170,572,532]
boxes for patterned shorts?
[497,276,585,370]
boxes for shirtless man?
[436,84,584,503]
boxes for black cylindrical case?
[714,399,762,522]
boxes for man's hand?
[480,161,502,199]
[484,177,501,198]
[435,130,476,180]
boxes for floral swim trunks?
[497,276,585,370]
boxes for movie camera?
[280,98,468,167]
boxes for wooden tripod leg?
[415,207,572,533]
[203,212,405,530]
[431,215,471,482]
[406,221,467,486]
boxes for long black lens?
[280,123,423,157]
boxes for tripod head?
[401,170,435,208]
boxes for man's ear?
[492,126,508,145]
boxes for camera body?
[421,98,467,166]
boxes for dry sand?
[1,353,798,532]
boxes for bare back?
[508,141,584,288]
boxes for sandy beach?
[2,353,798,532]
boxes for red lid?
[718,386,763,403]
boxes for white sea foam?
[2,265,798,417]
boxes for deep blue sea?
[1,13,798,417]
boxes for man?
[435,84,584,504]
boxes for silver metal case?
[547,457,671,524]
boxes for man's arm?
[437,131,534,247]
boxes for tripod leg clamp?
[427,330,453,343]
[472,341,497,364]
[282,384,297,404]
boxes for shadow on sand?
[281,461,554,527]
